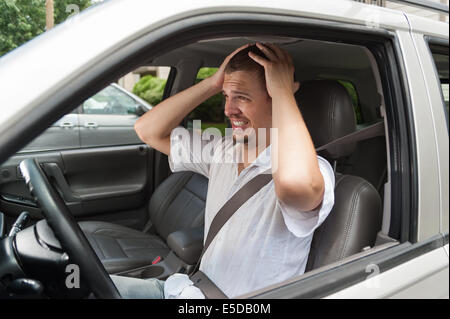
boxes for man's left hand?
[248,42,300,98]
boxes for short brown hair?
[224,44,268,91]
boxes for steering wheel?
[19,158,121,298]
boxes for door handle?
[84,122,98,128]
[59,122,74,129]
[41,163,80,202]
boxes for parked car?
[20,83,153,152]
[0,0,448,299]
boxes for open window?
[138,24,415,298]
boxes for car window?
[77,66,171,148]
[82,85,140,115]
[20,67,172,152]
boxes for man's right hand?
[209,44,250,91]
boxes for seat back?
[305,174,382,270]
[148,171,208,240]
[296,80,383,271]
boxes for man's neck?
[237,137,270,175]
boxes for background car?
[20,83,153,152]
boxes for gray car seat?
[79,171,208,273]
[295,80,383,271]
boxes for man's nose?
[224,99,241,118]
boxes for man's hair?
[224,44,268,91]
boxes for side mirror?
[135,104,149,116]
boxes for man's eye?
[238,96,250,101]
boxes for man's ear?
[293,81,300,94]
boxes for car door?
[0,77,170,231]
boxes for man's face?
[222,70,272,143]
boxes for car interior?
[0,35,402,298]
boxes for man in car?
[111,43,335,298]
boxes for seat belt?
[315,120,385,152]
[190,172,272,299]
[191,120,385,298]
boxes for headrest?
[295,80,357,159]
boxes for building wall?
[117,66,171,92]
[356,0,449,22]
[385,0,449,22]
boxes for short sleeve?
[278,156,335,238]
[168,127,221,178]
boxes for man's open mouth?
[230,119,249,130]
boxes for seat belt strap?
[202,172,273,256]
[191,171,272,274]
[190,172,272,298]
[315,120,385,153]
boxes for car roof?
[0,0,446,134]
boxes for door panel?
[0,144,153,230]
[0,151,64,220]
[60,145,149,216]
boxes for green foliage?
[0,0,92,57]
[53,0,91,24]
[338,80,363,124]
[189,67,225,123]
[132,74,167,106]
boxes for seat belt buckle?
[152,256,162,265]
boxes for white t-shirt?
[164,128,335,298]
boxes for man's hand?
[209,43,250,91]
[248,42,300,98]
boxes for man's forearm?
[271,90,324,211]
[134,76,220,154]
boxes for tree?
[190,67,225,123]
[0,0,92,57]
[132,74,167,106]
